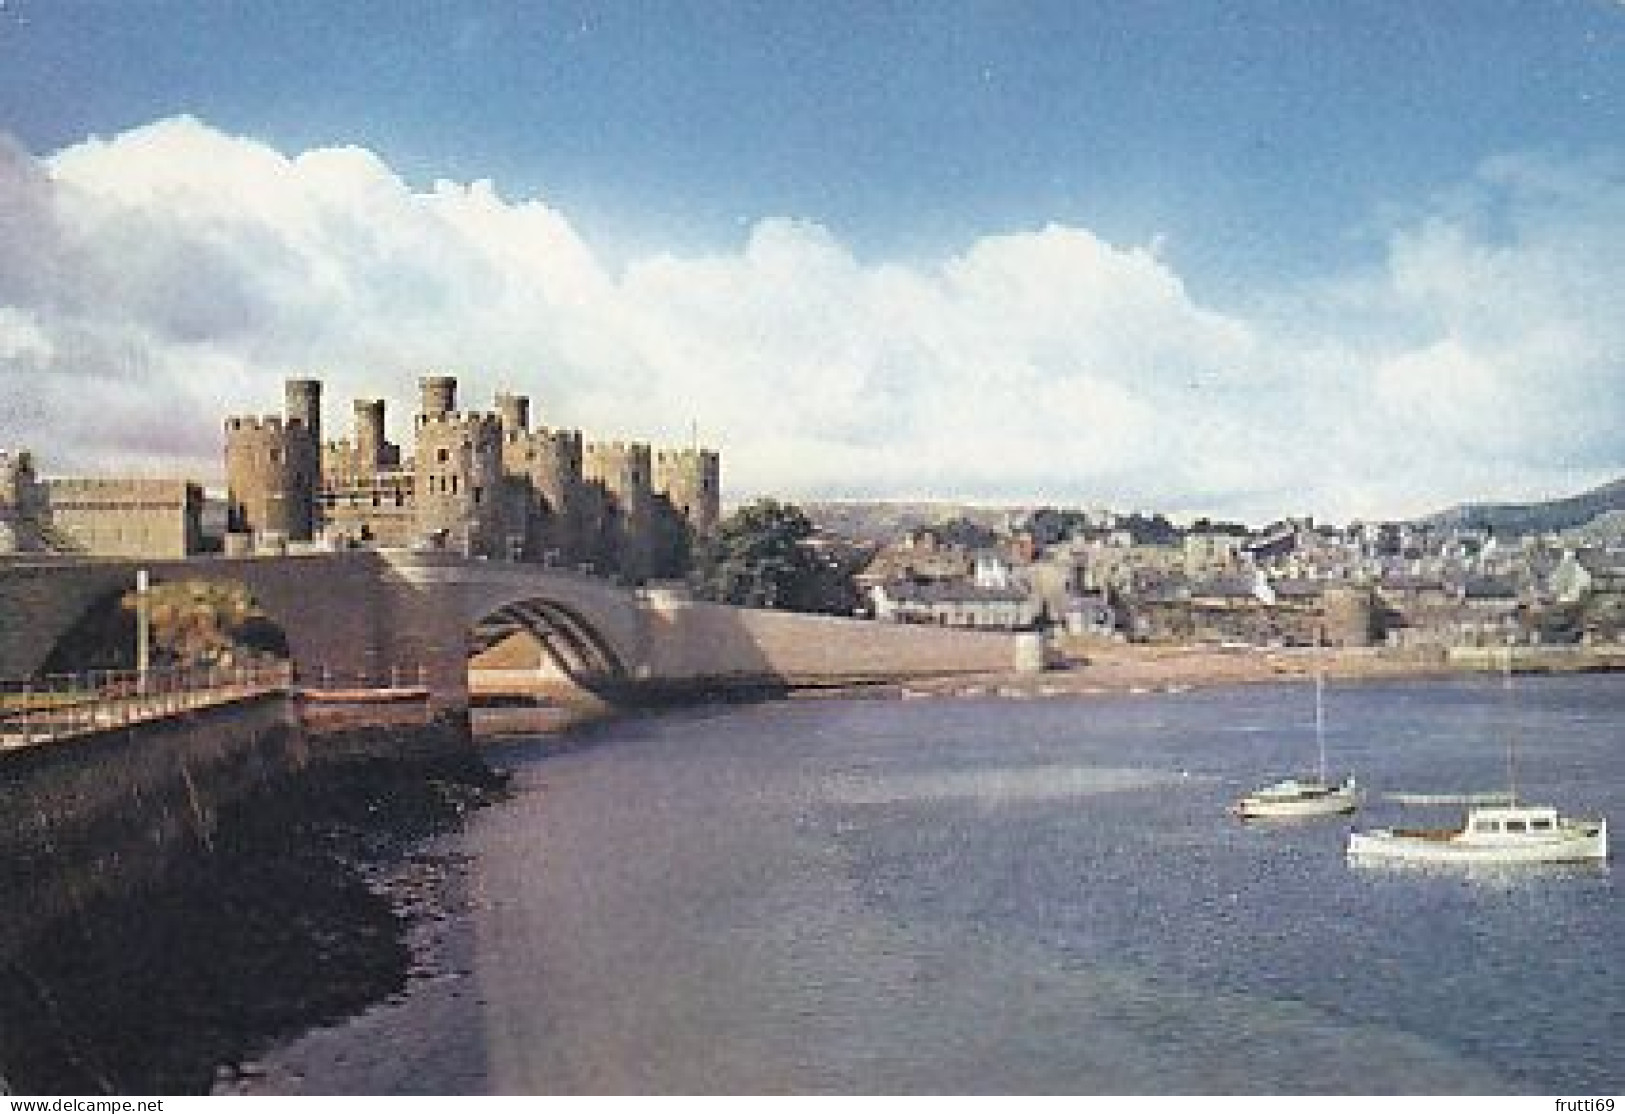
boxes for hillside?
[1564,509,1625,548]
[800,501,1025,545]
[1423,476,1625,535]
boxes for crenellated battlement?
[44,477,193,494]
[584,440,652,464]
[225,415,284,434]
[0,448,35,483]
[654,447,719,467]
[517,427,579,452]
[415,411,504,436]
[224,415,313,436]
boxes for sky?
[0,0,1621,523]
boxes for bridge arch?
[468,597,631,687]
[377,552,652,695]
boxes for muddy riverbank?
[0,754,508,1095]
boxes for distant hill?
[1564,509,1625,548]
[1423,476,1625,535]
[800,501,1024,544]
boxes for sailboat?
[1347,646,1608,864]
[1232,669,1360,820]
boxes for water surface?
[241,674,1623,1093]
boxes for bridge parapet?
[3,551,1036,719]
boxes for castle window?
[437,447,450,463]
[450,475,459,495]
[474,486,483,505]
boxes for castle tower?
[413,375,504,556]
[354,398,387,476]
[504,427,585,564]
[584,440,654,581]
[496,392,530,435]
[224,377,320,544]
[421,374,457,420]
[285,377,322,447]
[654,447,721,537]
[224,415,300,541]
[0,449,44,553]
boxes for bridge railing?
[0,658,294,750]
[297,663,431,692]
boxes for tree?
[121,580,286,666]
[693,499,856,614]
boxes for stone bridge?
[0,551,1034,710]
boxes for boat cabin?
[1464,805,1561,837]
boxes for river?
[230,673,1623,1094]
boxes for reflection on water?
[246,673,1623,1094]
[1344,857,1613,884]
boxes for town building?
[868,579,1040,630]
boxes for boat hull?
[1234,790,1359,820]
[1347,820,1608,864]
[1233,776,1360,820]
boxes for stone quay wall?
[0,691,470,962]
[638,594,1032,692]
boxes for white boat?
[1233,774,1360,819]
[1232,671,1360,819]
[1347,804,1607,864]
[1347,649,1609,865]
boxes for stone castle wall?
[4,449,203,560]
[41,478,203,558]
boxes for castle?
[223,374,720,582]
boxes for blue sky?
[0,1,1621,520]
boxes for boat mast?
[1503,640,1518,806]
[1315,666,1327,783]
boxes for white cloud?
[0,117,1620,521]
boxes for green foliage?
[694,499,858,614]
[121,580,287,665]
